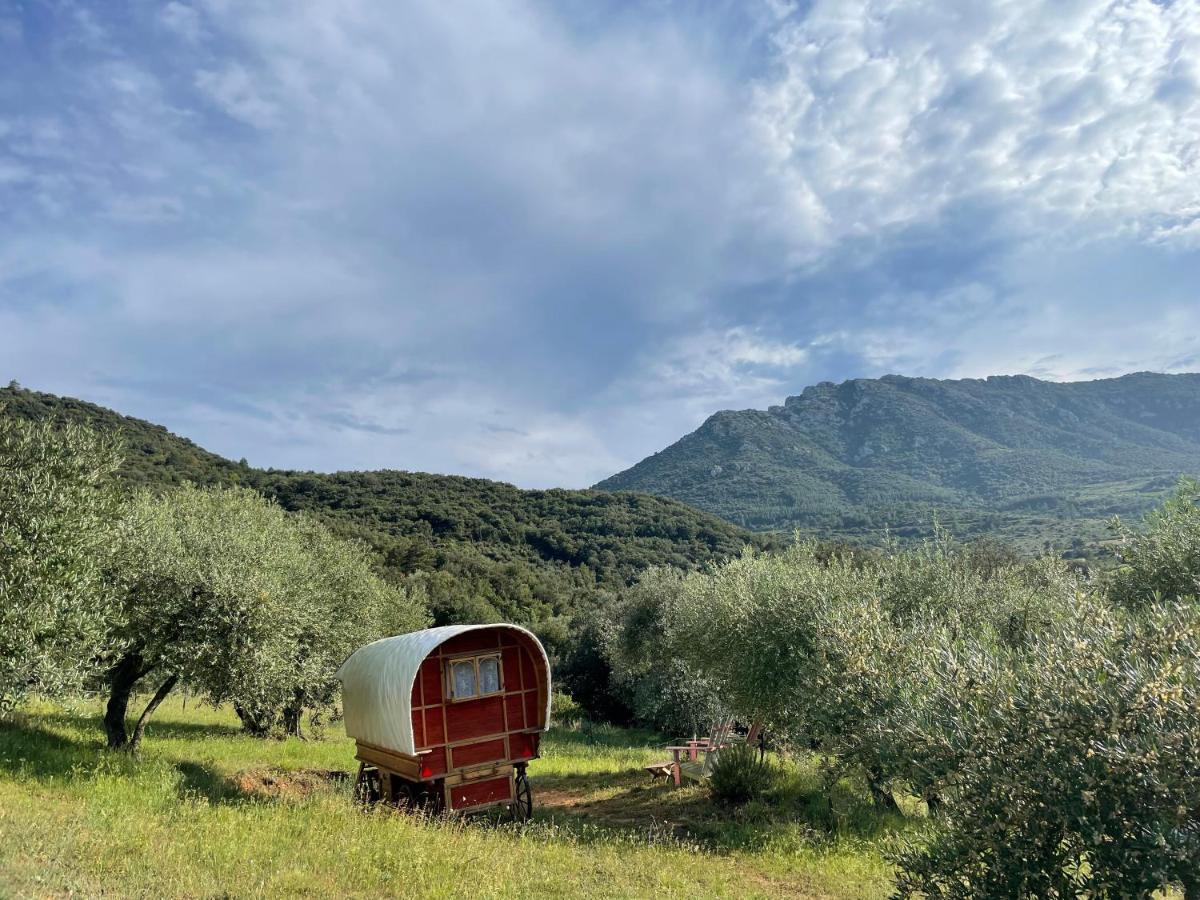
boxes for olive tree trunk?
[104,650,177,752]
[104,651,147,750]
[128,674,178,751]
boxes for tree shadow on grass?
[524,765,910,852]
[31,709,241,741]
[544,722,663,753]
[0,713,334,810]
[0,714,114,781]
[174,760,248,804]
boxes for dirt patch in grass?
[232,767,349,800]
[533,769,721,834]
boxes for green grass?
[0,699,902,898]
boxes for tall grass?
[0,699,897,898]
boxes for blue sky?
[2,0,1199,487]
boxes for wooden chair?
[645,719,763,785]
[654,718,735,786]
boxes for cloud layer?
[1,0,1198,486]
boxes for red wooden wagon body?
[337,624,550,816]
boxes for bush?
[893,599,1200,899]
[550,690,585,728]
[708,742,777,805]
[1109,478,1200,609]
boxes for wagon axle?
[354,761,534,821]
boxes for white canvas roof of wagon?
[336,624,552,757]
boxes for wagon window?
[446,653,505,701]
[450,659,478,699]
[478,655,502,694]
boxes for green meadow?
[0,698,901,899]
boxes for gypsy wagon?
[336,624,550,817]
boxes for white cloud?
[195,64,281,128]
[3,1,1200,488]
[650,327,808,393]
[754,0,1200,250]
[159,2,205,44]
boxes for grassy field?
[0,699,906,898]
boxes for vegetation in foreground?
[604,490,1200,897]
[3,394,1200,896]
[0,698,898,899]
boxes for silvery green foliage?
[603,567,725,737]
[114,485,427,729]
[894,599,1200,899]
[1109,478,1200,609]
[661,539,1080,792]
[233,515,430,733]
[0,418,121,714]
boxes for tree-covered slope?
[0,384,770,640]
[597,372,1200,549]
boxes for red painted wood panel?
[420,659,443,705]
[422,747,447,777]
[442,631,500,654]
[446,695,505,743]
[411,710,424,748]
[450,775,513,810]
[501,648,521,689]
[519,646,532,688]
[424,710,445,747]
[505,694,525,730]
[509,732,536,760]
[451,738,506,768]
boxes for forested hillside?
[598,372,1200,551]
[0,384,769,648]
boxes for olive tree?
[0,417,121,715]
[604,567,725,737]
[1109,478,1200,609]
[894,598,1200,899]
[232,516,428,737]
[663,545,917,802]
[661,540,1079,806]
[106,484,426,750]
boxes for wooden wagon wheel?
[393,780,419,811]
[354,763,383,805]
[512,765,533,822]
[420,781,446,816]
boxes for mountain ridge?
[596,371,1200,549]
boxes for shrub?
[550,690,585,727]
[1109,478,1200,609]
[708,742,777,805]
[893,598,1200,899]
